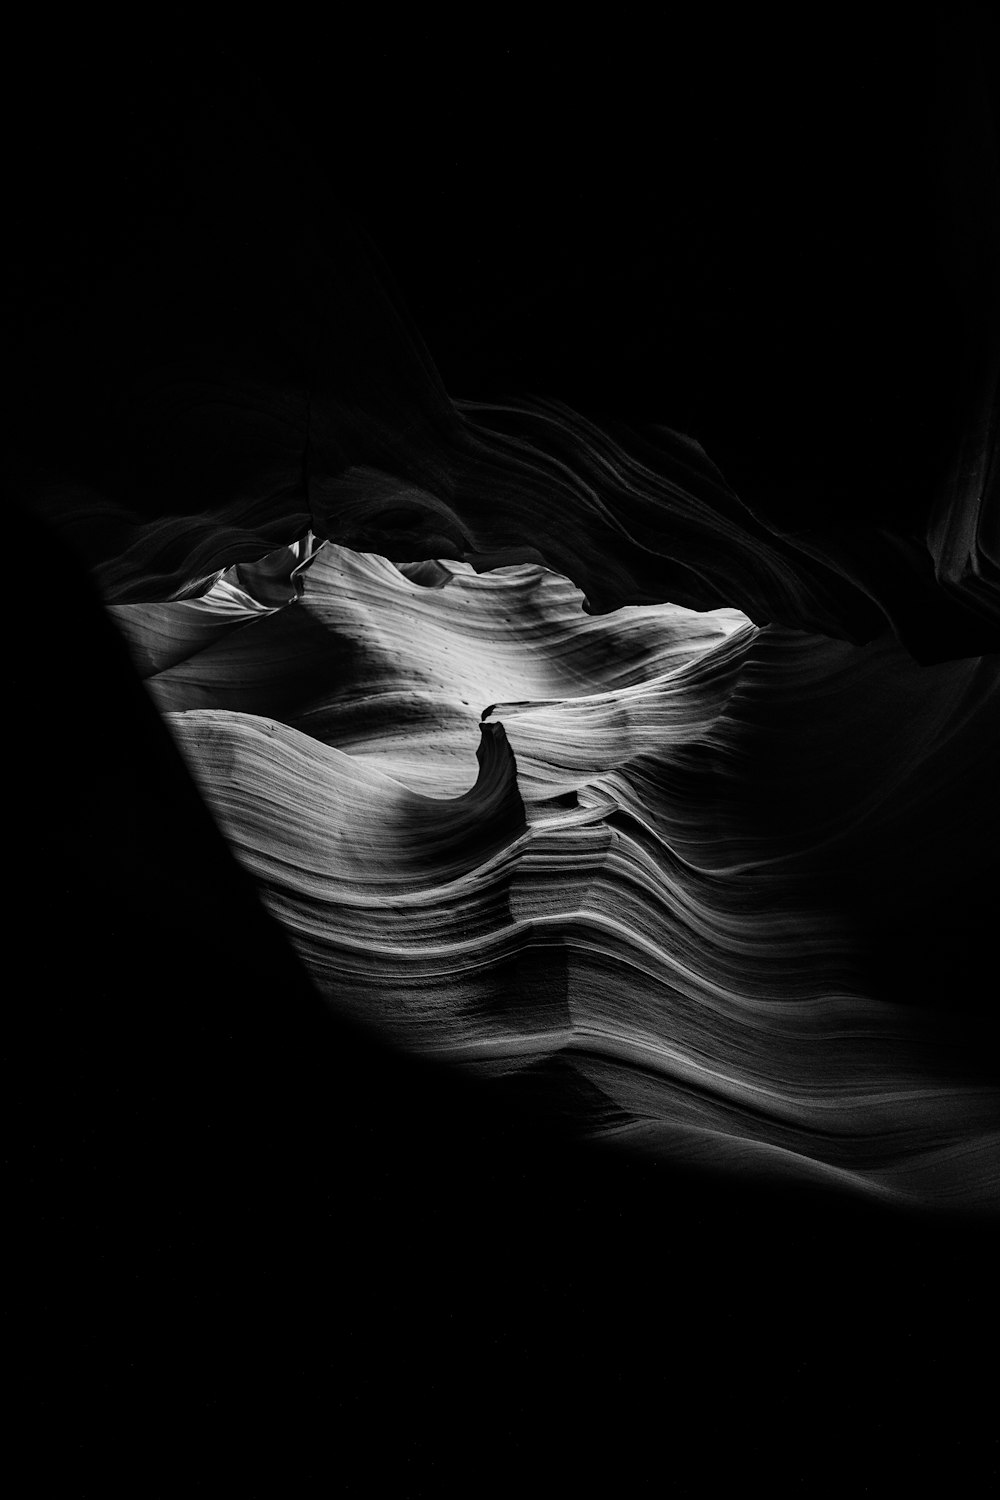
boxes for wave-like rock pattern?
[113,543,1000,1210]
[37,384,998,657]
[21,30,997,1223]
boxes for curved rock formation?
[11,27,1000,1494]
[109,541,1000,1210]
[12,22,999,1228]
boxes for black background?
[8,12,999,1493]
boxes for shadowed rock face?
[12,28,999,658]
[8,23,1000,1490]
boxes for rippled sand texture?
[111,542,1000,1210]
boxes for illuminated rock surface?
[108,540,1000,1209]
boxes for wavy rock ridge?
[111,542,1000,1210]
